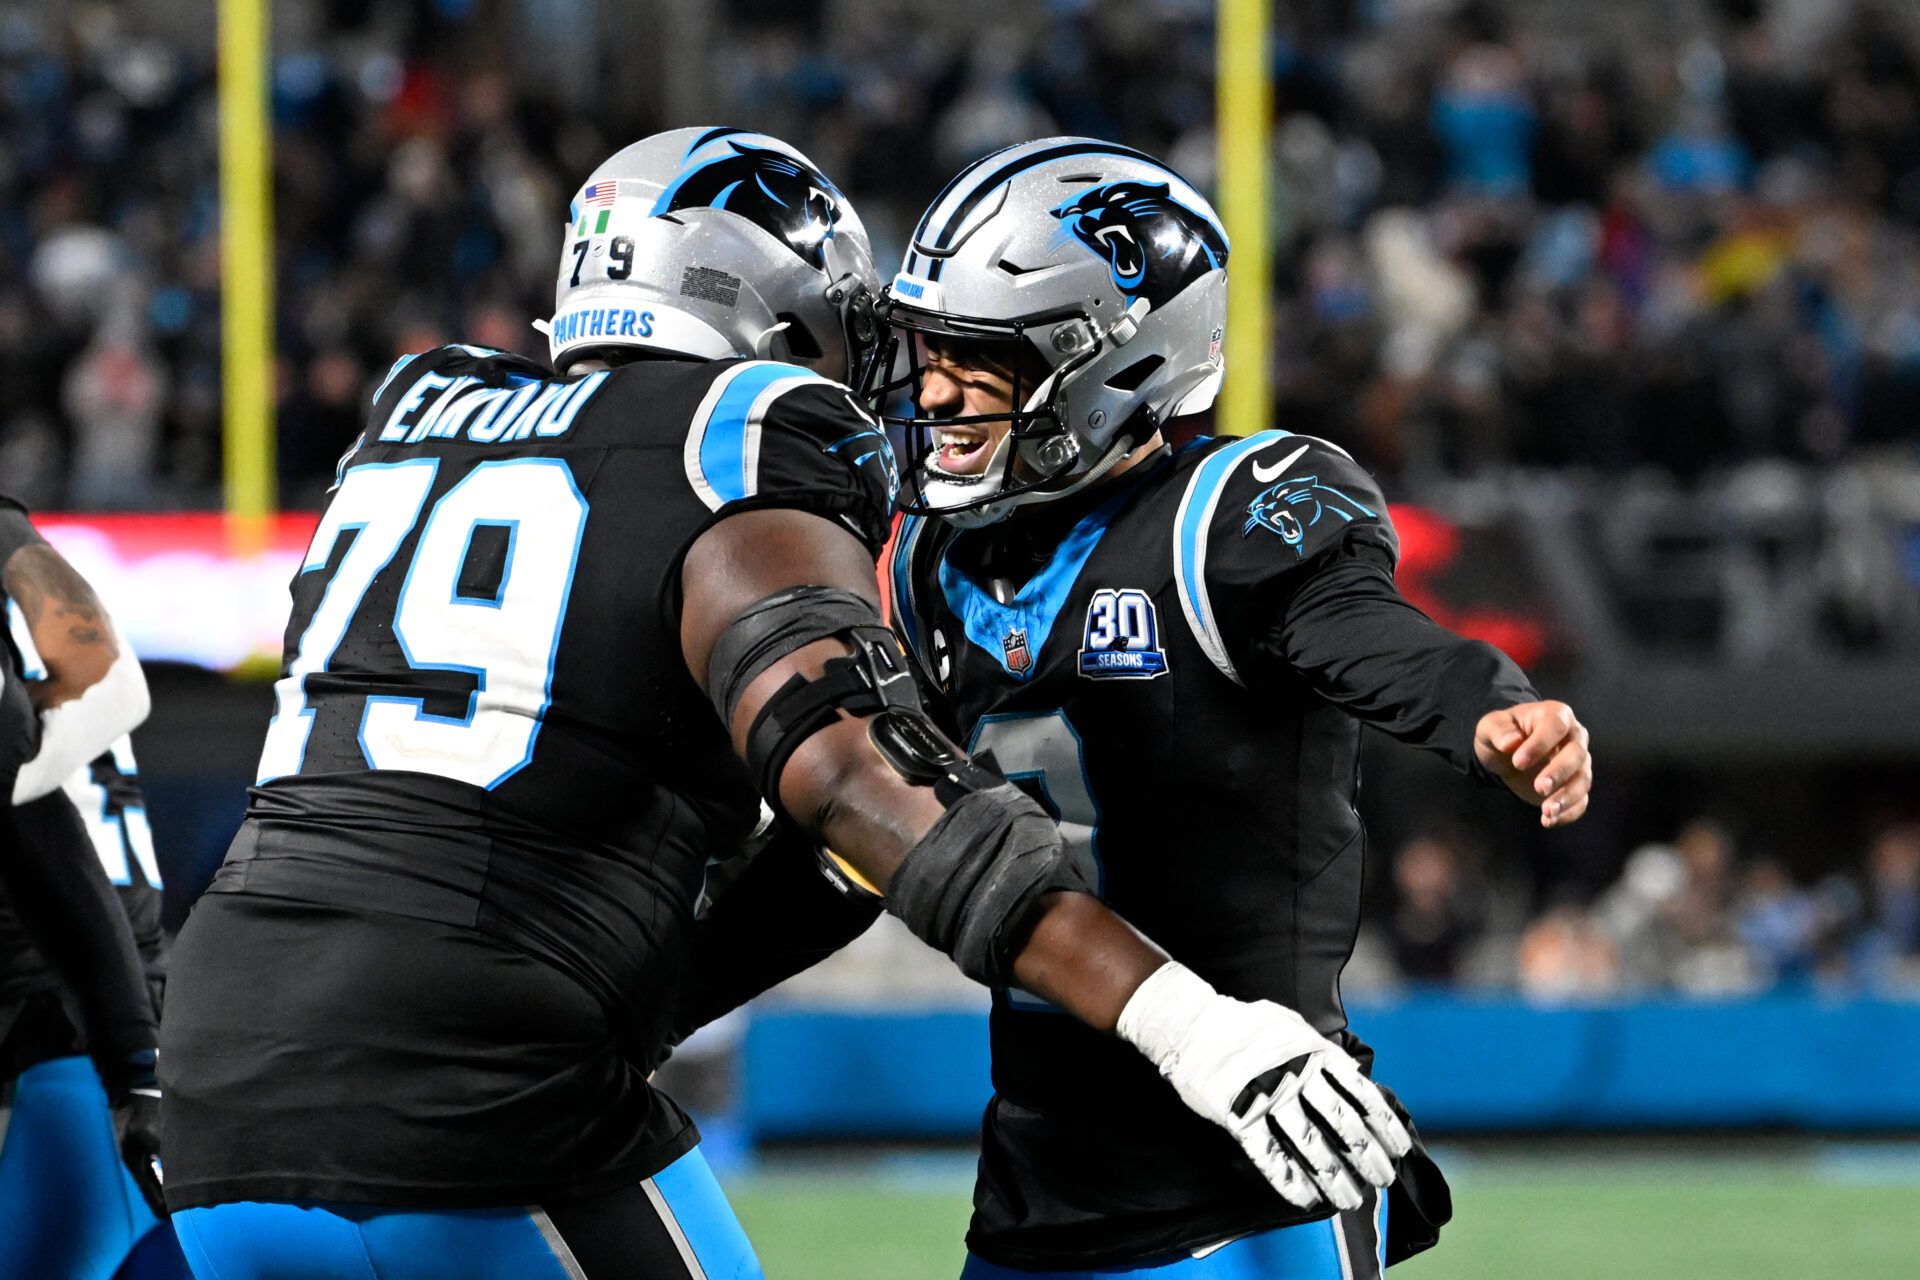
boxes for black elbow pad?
[885,783,1098,988]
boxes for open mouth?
[927,427,993,478]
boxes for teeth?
[935,430,979,449]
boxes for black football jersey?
[163,345,896,1208]
[0,738,167,1008]
[886,431,1532,1268]
[11,552,168,991]
[0,576,44,1021]
[0,495,35,811]
[0,521,164,1057]
[0,609,30,825]
[60,738,167,984]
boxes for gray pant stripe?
[1335,1189,1385,1280]
[529,1207,591,1280]
[641,1176,709,1280]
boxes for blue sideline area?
[740,994,1920,1139]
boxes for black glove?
[102,1047,167,1219]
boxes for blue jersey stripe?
[891,513,926,665]
[1174,431,1293,678]
[691,363,826,506]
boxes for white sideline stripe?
[530,1207,590,1280]
[642,1176,709,1280]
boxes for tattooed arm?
[0,499,150,803]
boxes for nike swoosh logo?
[1248,442,1310,484]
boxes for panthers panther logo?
[653,140,844,269]
[1243,474,1377,555]
[1051,181,1229,308]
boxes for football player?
[0,498,178,1278]
[855,139,1594,1277]
[160,129,1409,1280]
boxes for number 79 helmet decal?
[860,137,1230,528]
[546,128,877,383]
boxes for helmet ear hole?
[775,312,824,360]
[1105,354,1164,392]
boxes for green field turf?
[726,1141,1920,1279]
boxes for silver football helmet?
[546,127,877,381]
[861,137,1229,527]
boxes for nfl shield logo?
[1003,627,1032,674]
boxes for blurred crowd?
[1353,816,1920,997]
[7,0,1920,508]
[767,812,1920,1005]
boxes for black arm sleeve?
[1,653,33,803]
[0,494,44,565]
[0,790,159,1090]
[1243,540,1540,778]
[669,826,882,1043]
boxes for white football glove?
[1117,961,1412,1212]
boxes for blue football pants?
[170,1146,761,1280]
[0,1053,191,1280]
[960,1189,1385,1279]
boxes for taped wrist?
[1116,961,1220,1070]
[885,783,1098,987]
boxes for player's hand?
[1474,700,1591,828]
[1116,962,1410,1212]
[102,1049,167,1218]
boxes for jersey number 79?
[256,457,588,790]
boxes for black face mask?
[857,297,1104,519]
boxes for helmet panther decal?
[653,140,844,269]
[1051,180,1229,309]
